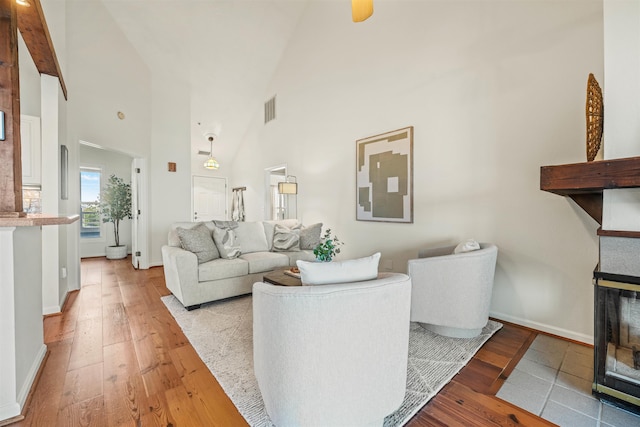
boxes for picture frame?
[60,145,68,200]
[356,126,413,223]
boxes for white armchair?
[252,272,411,427]
[407,243,498,338]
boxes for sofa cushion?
[235,222,269,253]
[198,257,249,282]
[213,227,241,259]
[281,250,316,265]
[273,224,301,252]
[296,252,381,286]
[299,222,322,250]
[176,223,220,264]
[239,252,290,274]
[263,219,301,250]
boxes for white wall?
[79,144,133,257]
[0,227,46,420]
[149,74,192,266]
[601,0,640,231]
[231,0,603,343]
[18,34,41,118]
[66,1,151,158]
[65,0,154,266]
[64,1,196,267]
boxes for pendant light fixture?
[352,0,373,22]
[203,133,220,170]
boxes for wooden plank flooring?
[10,257,553,426]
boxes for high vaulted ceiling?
[100,0,310,166]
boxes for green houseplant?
[313,228,343,262]
[99,174,132,259]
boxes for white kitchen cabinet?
[20,115,41,186]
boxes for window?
[80,168,101,238]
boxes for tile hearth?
[497,335,640,426]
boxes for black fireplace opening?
[594,274,640,415]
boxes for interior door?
[193,176,227,221]
[131,161,139,268]
[131,158,148,269]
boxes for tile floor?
[497,334,640,426]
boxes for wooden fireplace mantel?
[540,156,640,226]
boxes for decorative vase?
[106,245,127,260]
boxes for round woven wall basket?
[586,73,603,162]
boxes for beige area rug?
[161,294,502,426]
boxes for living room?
[25,0,601,342]
[3,0,640,425]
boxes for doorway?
[79,143,132,258]
[78,142,149,269]
[264,165,286,220]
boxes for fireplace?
[593,269,640,414]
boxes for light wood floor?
[10,257,553,426]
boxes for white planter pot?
[106,245,127,260]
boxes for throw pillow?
[263,220,301,250]
[234,222,269,253]
[453,239,481,254]
[272,224,301,252]
[299,222,323,250]
[212,226,241,259]
[213,220,238,230]
[176,223,220,264]
[296,252,381,286]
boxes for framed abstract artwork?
[356,126,413,223]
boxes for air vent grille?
[264,95,276,124]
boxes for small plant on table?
[313,229,343,262]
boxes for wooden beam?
[16,0,67,99]
[0,0,24,216]
[540,156,640,195]
[540,156,640,226]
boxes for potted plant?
[99,174,132,259]
[313,228,343,262]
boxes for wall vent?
[264,95,276,124]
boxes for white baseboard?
[490,310,594,345]
[0,402,21,424]
[16,344,47,409]
[42,305,61,316]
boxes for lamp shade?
[352,0,373,22]
[278,182,297,194]
[203,133,220,170]
[204,157,220,170]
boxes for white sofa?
[253,272,411,426]
[407,243,498,338]
[161,219,316,310]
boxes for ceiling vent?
[264,95,276,124]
